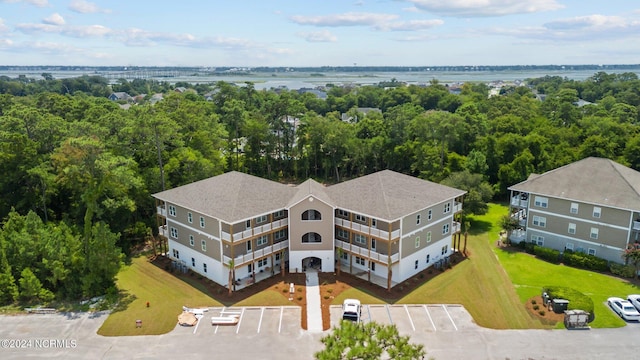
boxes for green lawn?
[98,256,222,336]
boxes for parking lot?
[330,304,478,333]
[174,306,302,337]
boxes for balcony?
[223,240,289,267]
[509,229,526,243]
[634,221,640,231]
[511,196,528,208]
[158,225,167,238]
[221,218,288,241]
[453,202,463,213]
[452,221,461,234]
[157,206,167,217]
[335,239,399,264]
[334,218,401,240]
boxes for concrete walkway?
[305,271,323,332]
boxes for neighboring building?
[340,107,382,123]
[508,157,640,264]
[153,170,465,290]
[108,92,132,102]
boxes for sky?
[0,0,639,67]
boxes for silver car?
[608,297,640,321]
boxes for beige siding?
[289,197,334,251]
[536,197,631,228]
[402,200,452,234]
[400,221,446,257]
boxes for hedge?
[562,251,609,272]
[610,263,636,278]
[534,246,561,264]
[544,286,594,322]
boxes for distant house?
[149,93,164,105]
[108,92,132,102]
[298,88,327,99]
[341,107,382,123]
[508,157,640,264]
[174,87,187,93]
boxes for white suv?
[342,299,361,322]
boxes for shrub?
[562,252,608,272]
[610,263,636,278]
[544,286,594,322]
[531,299,537,305]
[534,246,561,263]
[533,305,539,310]
[524,242,536,254]
[538,310,546,316]
[327,289,333,294]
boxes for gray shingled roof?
[153,171,297,223]
[509,157,640,210]
[153,170,466,223]
[325,170,466,221]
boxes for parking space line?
[257,307,265,333]
[235,308,246,334]
[193,314,202,334]
[442,305,458,331]
[278,306,283,333]
[365,305,371,324]
[214,307,225,334]
[404,305,415,332]
[386,304,393,324]
[423,305,436,332]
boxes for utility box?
[552,299,569,314]
[564,310,590,329]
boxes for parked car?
[627,294,640,312]
[607,297,640,321]
[342,299,361,323]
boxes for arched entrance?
[302,256,322,272]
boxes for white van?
[342,299,361,322]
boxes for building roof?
[509,157,640,210]
[153,171,297,223]
[325,170,466,221]
[154,170,466,223]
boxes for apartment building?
[508,157,640,263]
[153,170,465,290]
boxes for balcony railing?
[509,229,526,243]
[453,202,463,213]
[157,206,167,217]
[334,218,401,240]
[223,240,289,267]
[634,221,640,231]
[335,239,399,264]
[452,221,461,234]
[221,219,288,241]
[158,225,167,237]
[511,196,528,208]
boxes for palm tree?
[336,247,343,276]
[227,259,235,296]
[463,221,471,256]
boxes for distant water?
[2,68,639,90]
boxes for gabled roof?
[154,170,466,223]
[153,171,297,223]
[509,157,640,210]
[325,170,466,221]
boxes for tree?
[315,320,425,360]
[441,170,494,215]
[623,245,640,279]
[19,267,43,302]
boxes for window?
[426,231,432,243]
[191,258,195,267]
[203,263,207,273]
[588,248,596,256]
[172,249,180,259]
[337,228,349,239]
[247,241,252,251]
[340,252,348,260]
[274,210,285,218]
[168,205,176,217]
[258,258,268,267]
[444,202,451,213]
[442,223,450,235]
[275,253,281,261]
[371,219,377,228]
[189,235,194,246]
[534,196,548,208]
[441,245,448,255]
[256,215,267,224]
[426,254,430,264]
[565,243,574,251]
[170,227,178,239]
[415,237,421,248]
[570,203,579,214]
[302,209,322,220]
[531,235,544,246]
[416,214,421,225]
[590,227,599,239]
[257,235,268,246]
[414,260,419,269]
[337,209,349,217]
[201,239,207,251]
[355,234,367,245]
[532,216,546,227]
[593,207,601,218]
[568,223,576,235]
[246,219,251,228]
[187,212,193,223]
[371,239,376,250]
[427,209,432,220]
[275,229,287,240]
[199,216,205,228]
[355,214,366,222]
[302,232,322,243]
[355,256,365,265]
[370,262,376,271]
[247,264,253,273]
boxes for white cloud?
[406,0,564,17]
[69,0,110,14]
[297,30,337,42]
[0,18,9,33]
[16,22,112,37]
[290,12,399,27]
[1,0,48,7]
[544,15,627,31]
[43,13,65,26]
[377,19,444,31]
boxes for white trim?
[527,228,624,251]
[528,209,630,232]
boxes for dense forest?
[0,71,639,305]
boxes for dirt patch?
[525,295,563,326]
